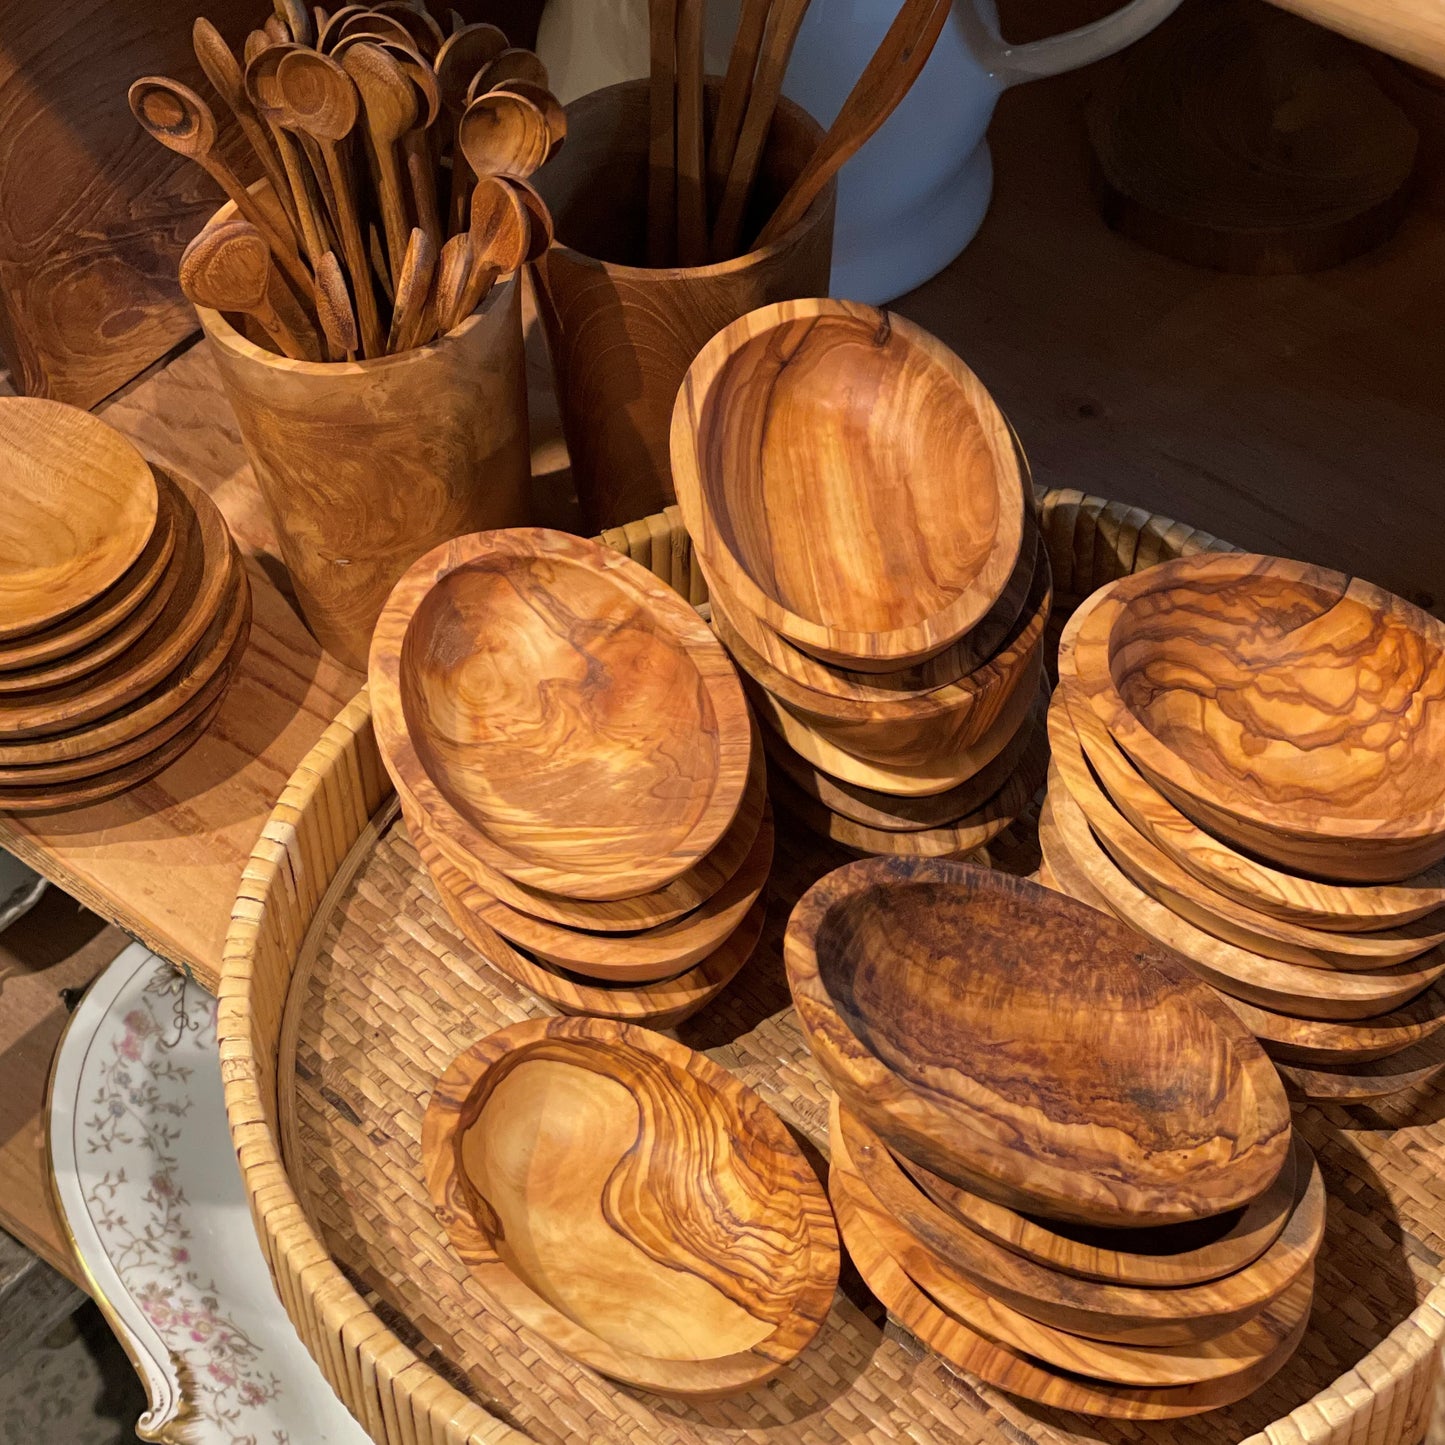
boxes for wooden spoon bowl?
[1066,553,1445,883]
[671,299,1027,672]
[784,858,1291,1228]
[422,1015,838,1397]
[370,529,752,902]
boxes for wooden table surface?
[2,54,1441,1287]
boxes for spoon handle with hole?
[317,140,385,357]
[708,0,772,209]
[674,0,708,265]
[754,0,951,249]
[647,0,678,266]
[711,0,812,259]
[386,227,437,353]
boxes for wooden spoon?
[427,233,472,343]
[372,0,446,57]
[674,0,708,264]
[708,0,772,208]
[457,90,550,180]
[314,251,359,360]
[755,0,952,248]
[243,29,270,66]
[336,9,423,53]
[386,226,438,353]
[500,176,555,262]
[437,22,511,225]
[274,48,385,358]
[317,3,367,50]
[394,51,444,250]
[192,18,296,233]
[466,49,549,104]
[341,43,419,290]
[128,77,315,301]
[180,219,321,360]
[449,174,529,327]
[263,13,291,44]
[489,80,567,155]
[712,0,813,259]
[647,0,678,266]
[273,0,313,47]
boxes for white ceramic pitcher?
[536,0,1182,301]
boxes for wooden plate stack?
[670,298,1048,861]
[0,398,251,811]
[786,858,1320,1421]
[1041,552,1445,1105]
[369,527,769,1028]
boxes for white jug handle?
[961,0,1184,85]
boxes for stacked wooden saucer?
[370,528,769,1028]
[1042,552,1445,1104]
[0,399,250,811]
[785,858,1317,1420]
[670,298,1048,861]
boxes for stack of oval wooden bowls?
[1041,551,1445,1105]
[0,397,250,810]
[369,527,769,1028]
[785,857,1321,1421]
[670,299,1049,862]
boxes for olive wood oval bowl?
[1039,787,1445,1020]
[671,299,1027,671]
[835,1103,1323,1347]
[1056,635,1445,930]
[1048,694,1445,969]
[1065,553,1445,883]
[1223,980,1445,1064]
[422,1015,839,1397]
[784,857,1291,1227]
[1272,1028,1445,1103]
[0,397,159,639]
[370,528,752,902]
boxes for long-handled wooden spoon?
[457,90,551,180]
[427,233,472,342]
[449,173,529,327]
[386,226,438,352]
[341,43,419,290]
[393,50,444,250]
[674,0,708,264]
[315,250,359,360]
[129,77,315,301]
[437,22,511,226]
[754,0,952,247]
[708,0,772,208]
[373,0,446,58]
[274,47,386,358]
[336,9,423,53]
[274,0,313,47]
[317,4,367,51]
[466,49,550,101]
[647,0,678,266]
[489,80,567,156]
[180,219,322,360]
[499,176,555,262]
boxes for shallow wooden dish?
[412,821,767,1027]
[1055,653,1445,931]
[1067,553,1445,883]
[1223,982,1445,1064]
[829,1148,1312,1419]
[371,529,752,902]
[0,472,178,673]
[422,1015,839,1397]
[0,397,158,639]
[1272,1030,1445,1103]
[771,714,1047,859]
[1039,788,1445,1020]
[784,856,1290,1227]
[0,474,237,739]
[748,650,1042,799]
[837,1104,1324,1348]
[1048,694,1445,969]
[762,691,1047,832]
[671,298,1026,672]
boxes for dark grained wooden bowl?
[422,1015,839,1397]
[1065,553,1445,884]
[369,528,752,902]
[670,299,1027,672]
[784,858,1291,1228]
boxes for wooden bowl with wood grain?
[1064,553,1445,884]
[370,528,753,903]
[670,299,1027,672]
[783,858,1291,1228]
[421,1014,839,1397]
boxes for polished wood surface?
[1266,0,1445,77]
[0,399,158,638]
[1226,981,1445,1065]
[785,857,1290,1227]
[531,78,834,531]
[422,1014,838,1396]
[199,258,530,671]
[370,528,751,900]
[1274,1028,1445,1103]
[1067,553,1445,883]
[672,299,1025,671]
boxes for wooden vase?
[198,209,531,671]
[530,79,835,532]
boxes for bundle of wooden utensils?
[369,527,770,1028]
[786,858,1320,1420]
[1041,552,1445,1105]
[0,399,249,812]
[671,298,1048,862]
[647,0,951,265]
[130,3,563,361]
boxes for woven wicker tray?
[220,491,1445,1445]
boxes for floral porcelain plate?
[48,941,368,1445]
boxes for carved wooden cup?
[530,79,835,532]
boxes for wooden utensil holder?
[530,78,835,532]
[197,197,531,672]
